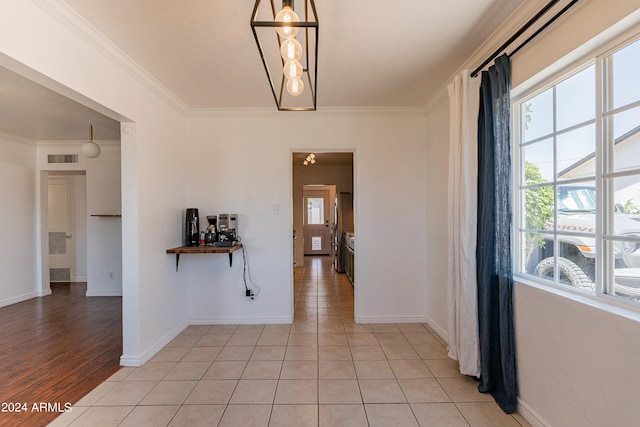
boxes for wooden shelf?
[90,214,122,217]
[166,244,242,271]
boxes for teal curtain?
[476,53,517,413]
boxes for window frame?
[512,32,640,311]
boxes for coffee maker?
[204,215,217,246]
[185,208,199,246]
[215,213,238,246]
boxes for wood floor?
[0,283,121,427]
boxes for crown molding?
[424,0,553,111]
[0,130,37,145]
[187,105,426,118]
[32,0,190,116]
[37,140,121,146]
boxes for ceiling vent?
[47,154,79,164]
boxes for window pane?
[610,175,640,240]
[610,106,640,173]
[522,186,554,231]
[556,124,596,179]
[557,183,597,215]
[612,261,640,302]
[307,197,324,224]
[611,38,640,110]
[523,139,554,183]
[556,238,596,292]
[523,88,554,142]
[522,231,553,276]
[556,65,595,131]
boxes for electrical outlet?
[109,272,114,279]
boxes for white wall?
[185,111,428,324]
[423,1,640,426]
[0,0,189,365]
[424,98,450,338]
[0,134,38,307]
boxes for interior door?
[48,176,75,282]
[303,189,331,255]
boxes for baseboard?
[120,320,189,367]
[85,290,123,297]
[189,316,293,325]
[425,315,449,342]
[0,290,42,308]
[517,398,551,427]
[355,315,428,324]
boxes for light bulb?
[284,60,303,80]
[275,6,299,39]
[82,141,101,158]
[280,38,302,62]
[286,77,304,96]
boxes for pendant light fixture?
[251,0,318,111]
[81,124,101,158]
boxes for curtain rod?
[470,0,580,78]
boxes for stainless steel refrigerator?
[333,192,353,272]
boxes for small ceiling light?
[81,124,101,158]
[303,153,316,165]
[251,0,318,111]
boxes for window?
[306,197,325,225]
[515,36,640,305]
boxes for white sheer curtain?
[447,70,481,377]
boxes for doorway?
[303,187,332,255]
[292,151,355,315]
[47,172,87,283]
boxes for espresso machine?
[215,214,238,246]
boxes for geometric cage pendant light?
[251,0,318,111]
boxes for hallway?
[49,256,530,426]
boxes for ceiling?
[292,152,353,167]
[1,0,526,141]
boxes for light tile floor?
[49,256,532,427]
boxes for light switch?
[273,203,280,215]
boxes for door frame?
[39,170,88,292]
[290,149,357,319]
[302,186,333,255]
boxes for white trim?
[0,130,37,145]
[189,317,293,325]
[85,290,122,297]
[119,321,189,367]
[0,290,42,308]
[512,9,640,100]
[424,1,551,109]
[425,315,449,343]
[517,398,552,427]
[187,106,427,118]
[38,140,121,146]
[33,0,189,115]
[355,315,428,324]
[515,277,640,324]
